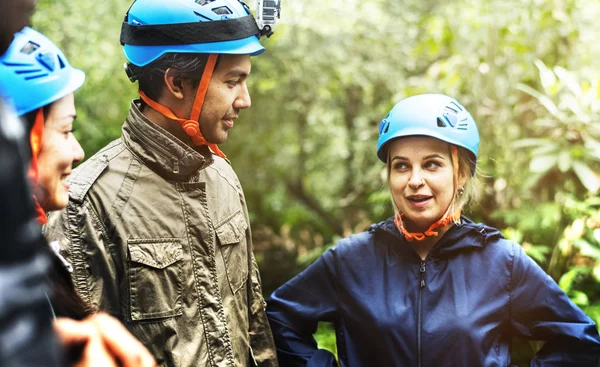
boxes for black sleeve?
[0,99,63,367]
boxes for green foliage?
[314,323,337,358]
[555,196,600,323]
[514,61,600,195]
[32,0,600,363]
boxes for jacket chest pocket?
[127,239,183,321]
[215,210,249,294]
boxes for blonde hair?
[387,144,479,223]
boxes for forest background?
[33,0,600,364]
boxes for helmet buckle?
[124,62,139,83]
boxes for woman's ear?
[163,68,185,100]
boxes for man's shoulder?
[209,154,237,175]
[68,138,128,204]
[205,154,244,191]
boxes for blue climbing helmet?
[0,27,85,116]
[121,0,266,67]
[120,0,276,159]
[377,94,480,172]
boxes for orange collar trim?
[394,210,460,242]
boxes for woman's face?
[35,93,84,211]
[388,136,460,232]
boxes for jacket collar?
[372,216,504,258]
[121,99,213,181]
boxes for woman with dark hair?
[267,94,600,366]
[0,26,157,367]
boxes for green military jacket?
[44,101,278,367]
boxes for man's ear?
[164,68,185,100]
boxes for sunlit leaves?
[529,154,557,174]
[515,60,600,195]
[572,161,600,193]
[517,82,560,117]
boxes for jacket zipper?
[418,260,426,367]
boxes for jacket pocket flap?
[215,210,248,245]
[128,239,183,269]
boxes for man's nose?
[234,82,251,110]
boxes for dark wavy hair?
[135,53,219,101]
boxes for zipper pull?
[419,261,426,288]
[173,159,180,174]
[49,241,73,273]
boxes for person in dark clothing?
[0,24,157,367]
[266,94,600,366]
[0,1,62,366]
[0,98,61,367]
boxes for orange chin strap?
[138,53,226,159]
[394,145,461,242]
[28,108,47,224]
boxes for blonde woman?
[267,94,600,366]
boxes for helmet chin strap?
[394,146,461,242]
[138,53,226,159]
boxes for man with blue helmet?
[267,94,600,366]
[44,0,279,366]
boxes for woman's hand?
[54,312,157,367]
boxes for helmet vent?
[441,108,457,127]
[20,41,40,55]
[193,11,212,21]
[449,101,463,111]
[24,73,50,80]
[57,55,66,69]
[15,68,43,75]
[12,64,48,80]
[2,61,33,67]
[37,52,57,72]
[212,6,233,15]
[441,102,469,131]
[379,119,390,134]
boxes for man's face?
[195,54,252,144]
[0,0,36,54]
